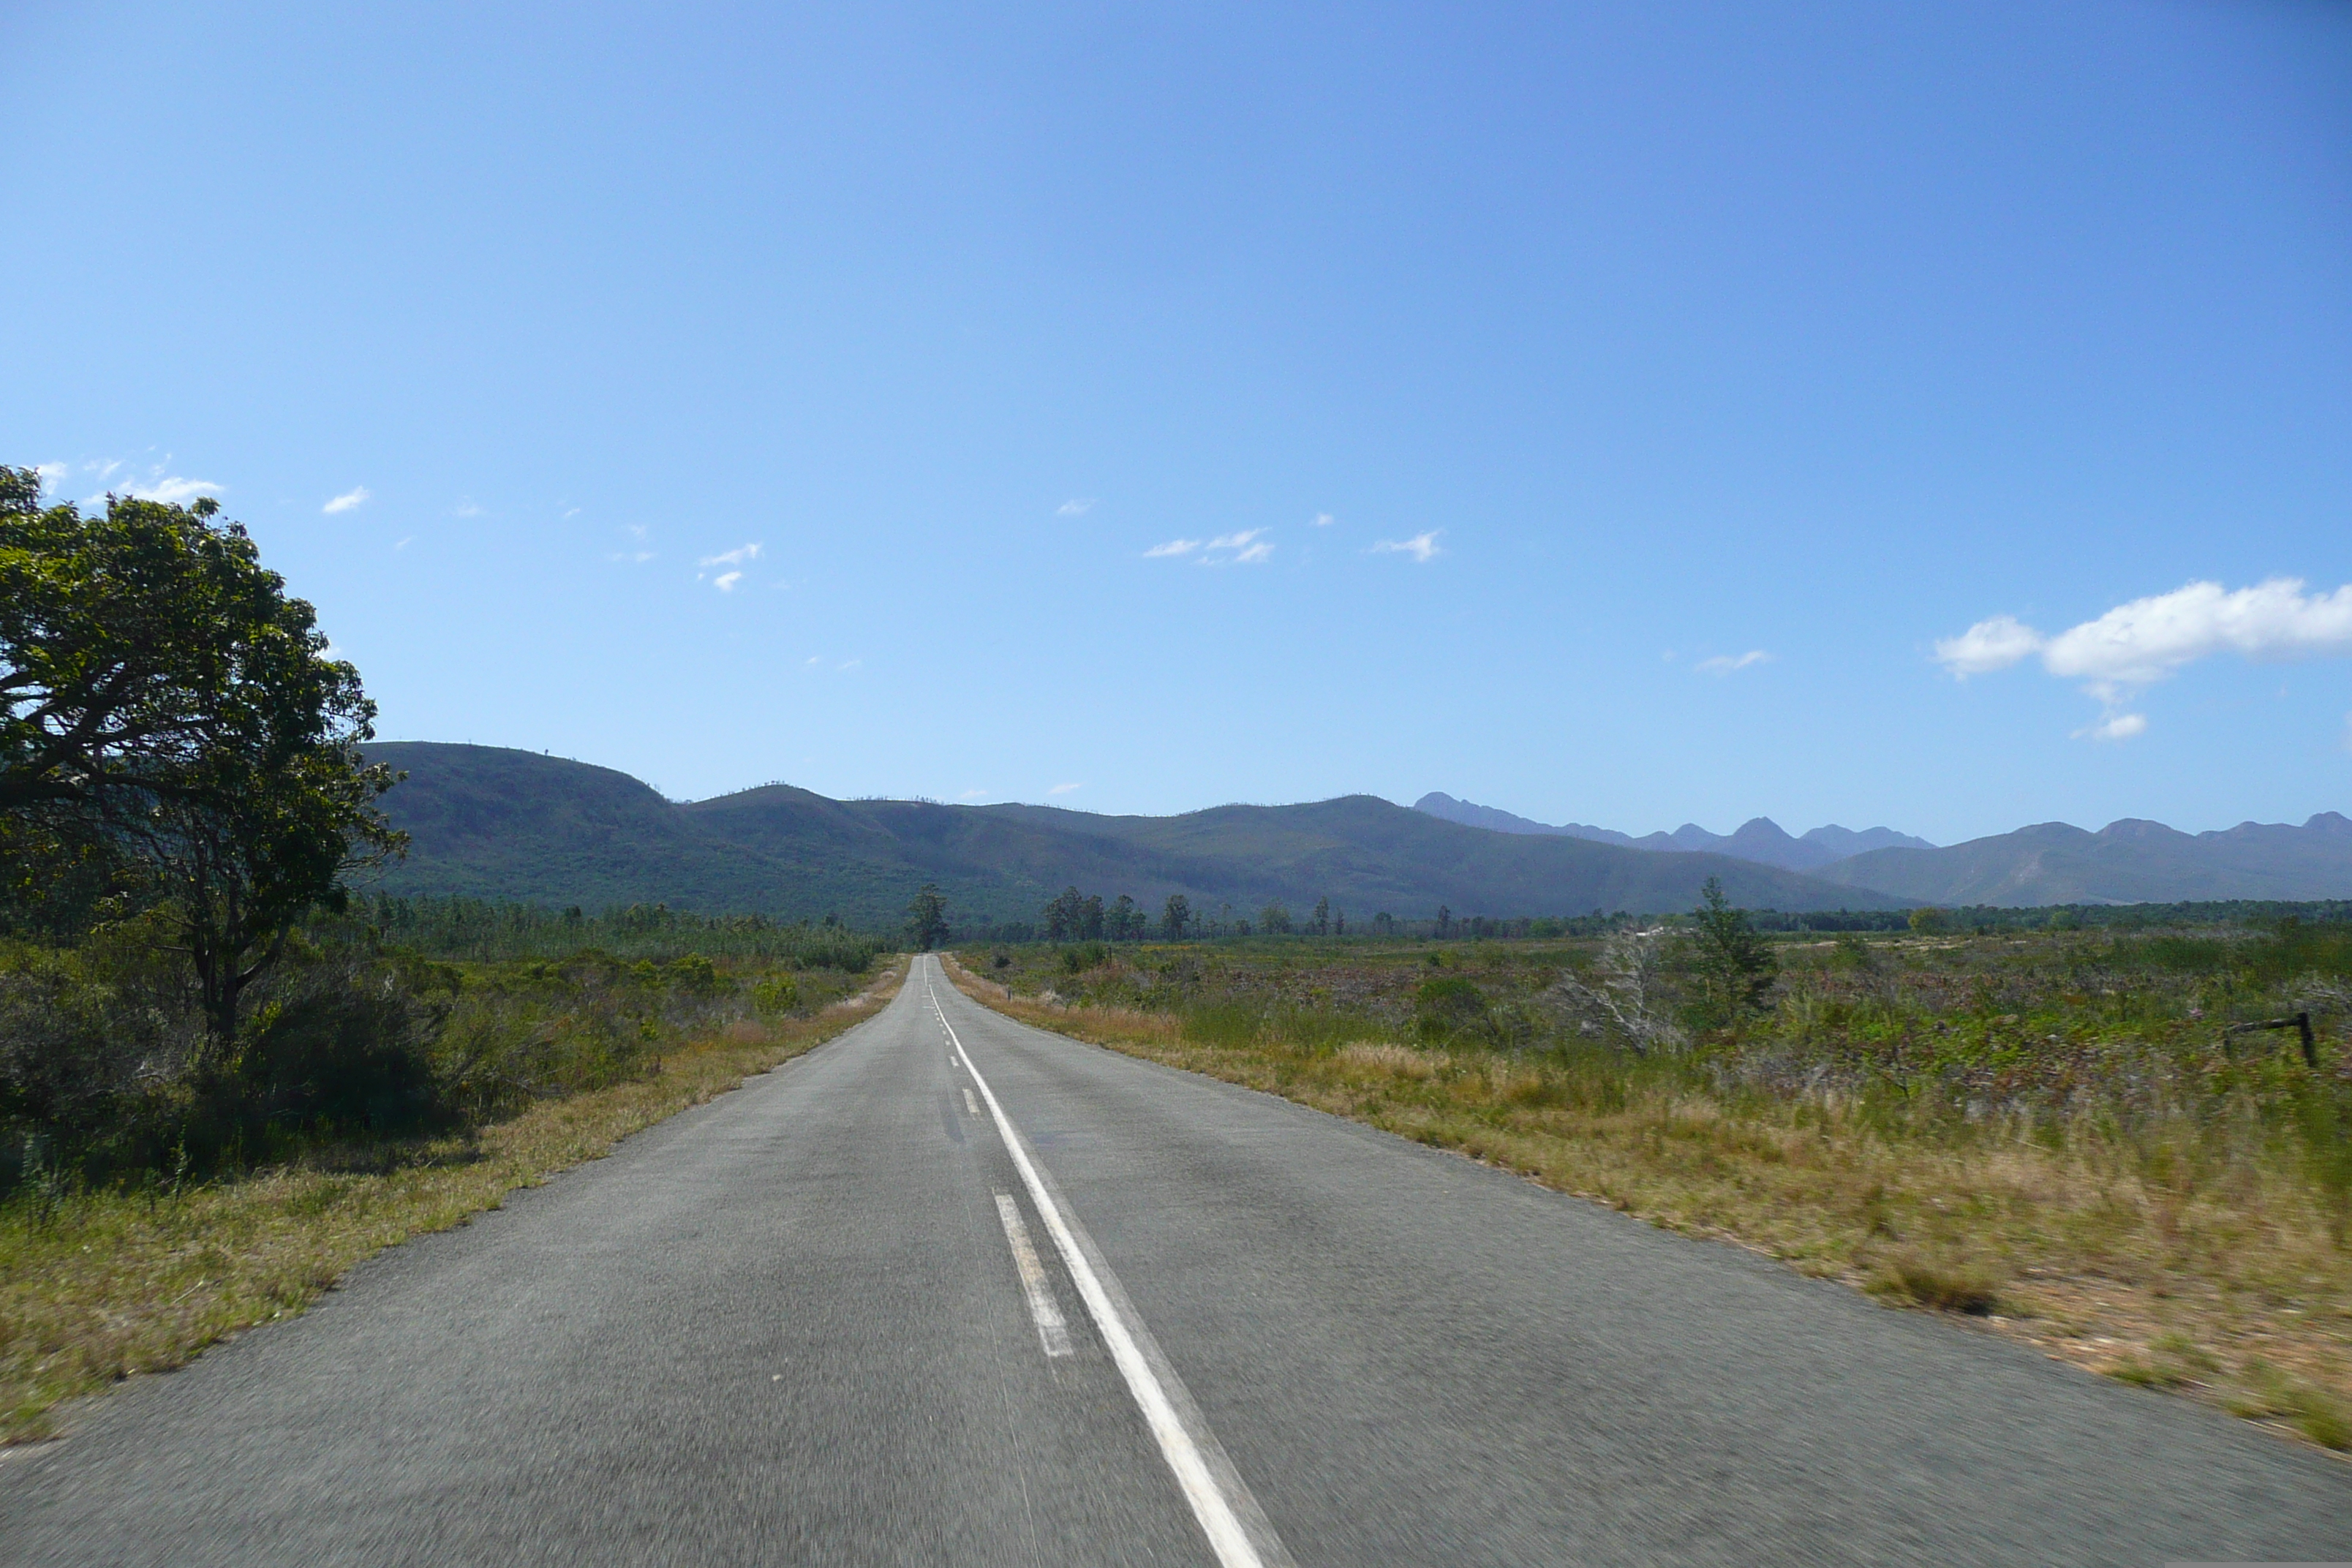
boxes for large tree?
[0,468,402,1050]
[905,883,949,949]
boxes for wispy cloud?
[1936,578,2352,739]
[699,542,763,568]
[1048,782,1082,796]
[1058,498,1096,516]
[1695,650,1772,676]
[454,497,483,518]
[1371,529,1442,563]
[839,658,861,671]
[132,475,220,505]
[1311,512,1335,527]
[2075,712,2148,742]
[607,551,655,564]
[958,788,988,801]
[394,536,413,551]
[323,486,370,515]
[1207,529,1273,565]
[713,571,744,592]
[1147,529,1273,565]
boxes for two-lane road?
[5,956,2348,1564]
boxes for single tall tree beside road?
[0,467,402,1052]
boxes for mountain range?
[363,745,2352,923]
[1414,793,1933,872]
[1414,791,2352,906]
[364,745,1902,925]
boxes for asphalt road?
[4,955,2348,1565]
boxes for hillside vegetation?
[1821,815,2352,905]
[369,742,1905,925]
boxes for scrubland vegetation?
[0,925,899,1441]
[1,470,906,1441]
[952,908,2352,1451]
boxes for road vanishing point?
[4,956,2348,1565]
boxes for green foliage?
[1830,930,1874,970]
[366,895,886,969]
[1159,894,1191,941]
[0,469,403,1045]
[905,883,949,949]
[1686,877,1777,1025]
[1060,941,1109,974]
[1414,975,1493,1045]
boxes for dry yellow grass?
[939,955,2352,1452]
[0,961,903,1444]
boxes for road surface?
[4,955,2347,1565]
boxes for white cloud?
[1058,498,1096,516]
[1940,580,2352,685]
[1371,529,1442,563]
[323,486,370,515]
[1150,529,1272,565]
[958,788,988,800]
[1695,650,1772,675]
[699,542,762,567]
[394,537,413,551]
[839,658,861,671]
[607,551,654,564]
[713,570,744,592]
[132,475,220,505]
[34,462,69,494]
[2075,712,2148,742]
[1312,512,1335,527]
[805,656,822,667]
[1932,614,2045,676]
[454,497,483,518]
[1048,782,1082,795]
[1938,578,2352,737]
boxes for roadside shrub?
[231,949,458,1137]
[1060,941,1109,974]
[1415,976,1494,1045]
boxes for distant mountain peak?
[1413,794,1932,873]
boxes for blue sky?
[6,1,2348,845]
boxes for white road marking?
[924,960,1293,1568]
[965,1088,981,1116]
[995,1192,1074,1357]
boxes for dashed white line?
[995,1192,1074,1357]
[964,1088,981,1116]
[924,960,1293,1568]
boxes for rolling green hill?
[366,743,1905,925]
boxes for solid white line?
[995,1192,1074,1357]
[924,962,1285,1568]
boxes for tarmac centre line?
[922,962,1295,1568]
[994,1191,1074,1357]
